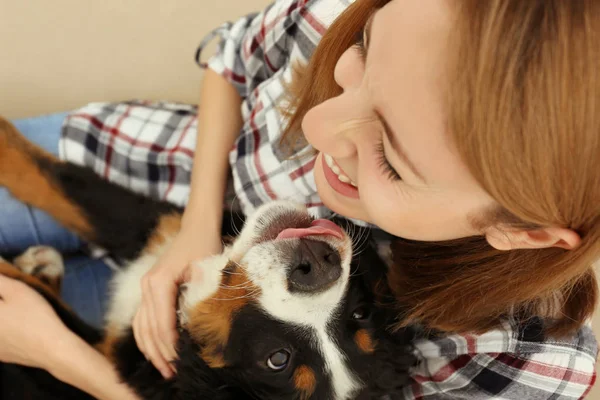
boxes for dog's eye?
[351,306,371,320]
[267,350,291,371]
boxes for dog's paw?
[13,246,64,292]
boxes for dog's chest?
[104,242,171,330]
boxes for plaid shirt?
[59,0,598,398]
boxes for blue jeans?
[1,113,113,328]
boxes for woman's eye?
[376,140,402,182]
[267,350,291,371]
[353,31,367,61]
[351,306,371,321]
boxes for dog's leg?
[0,118,96,239]
[0,116,183,261]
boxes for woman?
[1,0,598,398]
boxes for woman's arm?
[0,274,140,400]
[47,334,140,400]
[182,68,243,233]
[133,69,243,378]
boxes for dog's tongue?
[276,219,344,240]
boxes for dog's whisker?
[212,289,261,301]
[220,260,247,275]
[350,227,371,255]
[219,282,255,289]
[221,269,246,276]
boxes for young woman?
[0,0,598,398]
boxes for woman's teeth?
[324,154,357,187]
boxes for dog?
[0,117,415,399]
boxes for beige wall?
[1,0,598,397]
[1,0,270,119]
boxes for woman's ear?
[485,226,581,251]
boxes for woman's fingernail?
[168,359,178,373]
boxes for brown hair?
[281,0,600,336]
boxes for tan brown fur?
[37,275,62,294]
[187,262,260,368]
[293,365,317,399]
[146,213,182,251]
[96,324,124,362]
[354,329,375,354]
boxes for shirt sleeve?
[403,351,597,399]
[195,0,317,99]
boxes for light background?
[1,1,598,396]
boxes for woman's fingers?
[146,282,178,373]
[130,234,218,378]
[132,309,147,358]
[139,304,173,379]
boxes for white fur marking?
[105,248,163,329]
[235,201,360,399]
[13,246,64,277]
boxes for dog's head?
[176,201,414,399]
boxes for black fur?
[0,155,416,399]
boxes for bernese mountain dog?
[0,117,416,399]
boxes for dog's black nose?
[287,239,342,293]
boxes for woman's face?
[302,0,494,240]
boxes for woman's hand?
[133,226,222,379]
[0,274,140,399]
[0,274,73,370]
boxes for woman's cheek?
[363,180,395,216]
[358,161,422,237]
[358,159,396,214]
